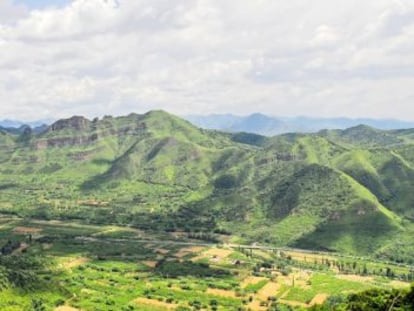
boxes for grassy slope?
[0,111,413,260]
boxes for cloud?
[1,0,414,121]
[0,0,28,24]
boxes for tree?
[31,299,46,311]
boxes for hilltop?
[0,110,414,263]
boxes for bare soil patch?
[276,270,311,290]
[283,250,335,263]
[13,226,42,234]
[207,288,237,298]
[12,242,29,255]
[175,246,205,258]
[143,261,158,268]
[61,257,89,269]
[204,248,233,258]
[156,248,169,255]
[134,297,176,309]
[55,306,81,311]
[257,282,280,300]
[192,247,233,261]
[247,299,267,311]
[337,274,374,282]
[310,293,328,305]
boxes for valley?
[0,216,412,310]
[1,110,414,310]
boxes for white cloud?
[0,0,28,24]
[1,0,414,121]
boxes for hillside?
[0,111,413,262]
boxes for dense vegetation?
[0,217,413,310]
[1,110,414,264]
[310,285,414,311]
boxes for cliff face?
[48,116,91,132]
[34,115,148,149]
[34,135,99,149]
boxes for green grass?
[1,110,414,263]
[283,273,372,304]
[0,218,413,310]
[244,279,268,293]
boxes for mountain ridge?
[0,110,413,263]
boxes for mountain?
[0,110,414,263]
[0,119,51,136]
[0,119,51,129]
[185,114,414,135]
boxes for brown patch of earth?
[134,297,176,309]
[204,248,233,258]
[55,306,81,311]
[143,261,158,268]
[337,274,374,282]
[12,242,29,255]
[61,257,89,269]
[175,246,205,258]
[283,251,335,263]
[13,226,42,234]
[206,288,237,298]
[156,248,169,255]
[192,247,233,262]
[257,282,279,300]
[247,299,267,311]
[310,293,329,305]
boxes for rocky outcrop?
[48,116,91,132]
[34,134,99,149]
[34,120,148,150]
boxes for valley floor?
[0,216,412,311]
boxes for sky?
[1,0,414,121]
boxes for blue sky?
[13,0,69,9]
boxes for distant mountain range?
[0,119,51,129]
[4,114,414,137]
[0,119,50,135]
[185,113,414,135]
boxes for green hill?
[0,111,413,262]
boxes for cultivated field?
[0,217,412,311]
